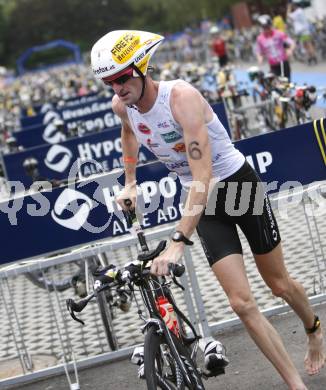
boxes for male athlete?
[91,30,325,389]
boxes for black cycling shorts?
[196,161,281,266]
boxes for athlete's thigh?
[196,215,242,267]
[237,191,281,257]
[211,253,254,302]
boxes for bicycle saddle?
[137,240,167,262]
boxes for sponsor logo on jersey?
[160,131,182,143]
[147,138,159,151]
[172,143,186,153]
[138,123,151,134]
[166,160,189,170]
[157,121,170,129]
[156,154,171,160]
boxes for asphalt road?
[3,302,325,390]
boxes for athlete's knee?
[228,293,257,319]
[269,277,292,299]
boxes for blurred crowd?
[0,65,109,147]
[156,4,326,67]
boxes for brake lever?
[171,274,185,291]
[168,264,185,291]
[67,305,85,325]
[66,293,95,325]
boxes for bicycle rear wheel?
[144,325,204,390]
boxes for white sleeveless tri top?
[126,80,245,186]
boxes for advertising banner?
[4,127,155,186]
[20,92,99,116]
[1,119,325,264]
[20,97,112,128]
[15,108,121,148]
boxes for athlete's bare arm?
[112,95,139,209]
[149,83,213,275]
[112,95,139,186]
[171,83,213,238]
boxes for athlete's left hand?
[150,241,185,276]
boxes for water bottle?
[156,296,179,337]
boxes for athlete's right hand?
[116,180,137,210]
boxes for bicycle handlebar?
[66,198,186,324]
[66,255,185,325]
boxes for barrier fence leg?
[302,196,325,293]
[62,352,80,390]
[41,267,72,365]
[0,277,32,373]
[307,189,326,292]
[179,256,198,333]
[184,247,212,345]
[48,266,76,358]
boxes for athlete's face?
[112,77,143,105]
[262,24,272,35]
[102,70,143,105]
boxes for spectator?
[272,8,287,32]
[210,26,229,68]
[287,1,317,64]
[256,14,295,80]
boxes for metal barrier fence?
[0,182,325,388]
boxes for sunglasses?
[102,69,133,86]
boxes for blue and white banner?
[20,92,100,117]
[15,109,121,148]
[212,102,230,136]
[0,163,181,263]
[235,119,326,188]
[4,127,155,186]
[1,120,325,265]
[20,97,113,128]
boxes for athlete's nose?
[110,82,123,93]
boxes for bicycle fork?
[146,320,199,389]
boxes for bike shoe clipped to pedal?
[131,345,145,379]
[203,340,229,377]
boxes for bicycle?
[293,85,317,124]
[66,200,225,389]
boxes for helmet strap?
[131,64,146,102]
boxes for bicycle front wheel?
[144,325,204,390]
[97,292,119,351]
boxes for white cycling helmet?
[91,30,164,82]
[257,14,272,28]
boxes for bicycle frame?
[133,271,201,388]
[66,197,226,388]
